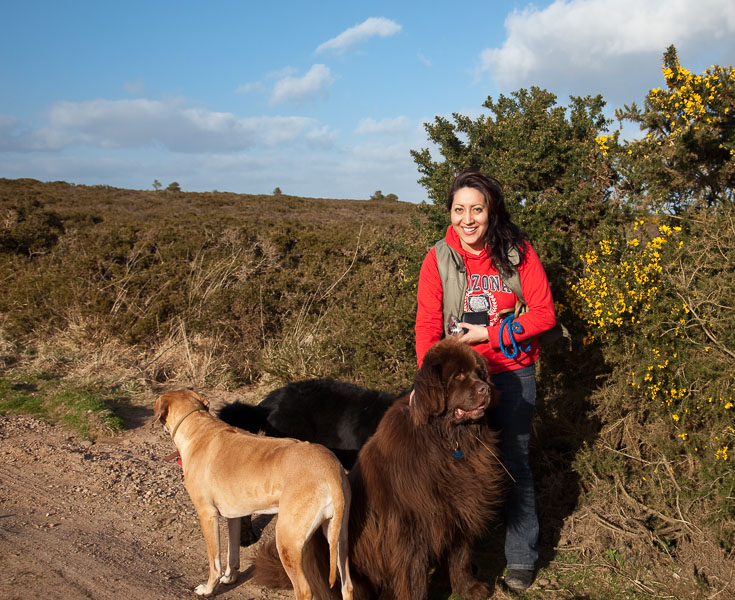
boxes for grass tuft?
[0,376,124,440]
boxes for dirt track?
[0,393,292,600]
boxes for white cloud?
[236,68,300,96]
[123,78,147,97]
[270,64,334,105]
[315,17,401,54]
[478,0,735,104]
[267,67,300,80]
[306,125,337,149]
[0,98,325,153]
[0,115,24,151]
[417,53,432,68]
[350,141,411,164]
[0,114,74,152]
[235,81,265,95]
[355,116,410,136]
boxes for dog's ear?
[196,392,210,411]
[152,394,170,427]
[411,355,445,426]
[472,349,491,384]
[187,389,210,411]
[472,349,501,407]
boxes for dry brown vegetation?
[0,178,420,393]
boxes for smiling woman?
[414,169,557,592]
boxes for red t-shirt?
[415,226,557,373]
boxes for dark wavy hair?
[446,170,528,276]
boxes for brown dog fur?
[253,338,507,599]
[153,389,353,599]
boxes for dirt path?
[0,391,292,600]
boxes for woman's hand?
[454,322,489,345]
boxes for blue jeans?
[490,365,539,571]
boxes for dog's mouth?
[453,399,488,422]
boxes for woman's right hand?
[454,322,489,346]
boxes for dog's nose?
[475,383,491,402]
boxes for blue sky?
[2,0,734,203]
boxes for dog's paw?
[194,583,216,596]
[220,570,239,585]
[454,580,489,600]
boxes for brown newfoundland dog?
[254,338,507,600]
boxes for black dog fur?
[217,378,396,469]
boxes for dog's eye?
[454,373,466,381]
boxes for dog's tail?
[216,401,271,435]
[326,473,352,596]
[253,541,292,589]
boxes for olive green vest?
[433,239,570,348]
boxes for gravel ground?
[0,390,293,600]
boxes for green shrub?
[0,198,64,255]
[568,205,734,551]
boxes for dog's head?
[152,389,210,433]
[411,338,499,427]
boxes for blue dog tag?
[453,449,463,459]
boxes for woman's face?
[450,186,489,254]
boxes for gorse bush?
[574,50,734,557]
[569,220,682,345]
[614,45,735,212]
[568,209,734,550]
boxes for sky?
[1,0,734,204]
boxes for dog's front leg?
[240,514,258,546]
[391,546,428,600]
[446,539,488,600]
[220,517,241,585]
[194,507,222,596]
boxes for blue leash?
[499,314,531,359]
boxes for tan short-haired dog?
[153,389,353,599]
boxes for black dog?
[217,378,396,470]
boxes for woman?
[415,169,556,592]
